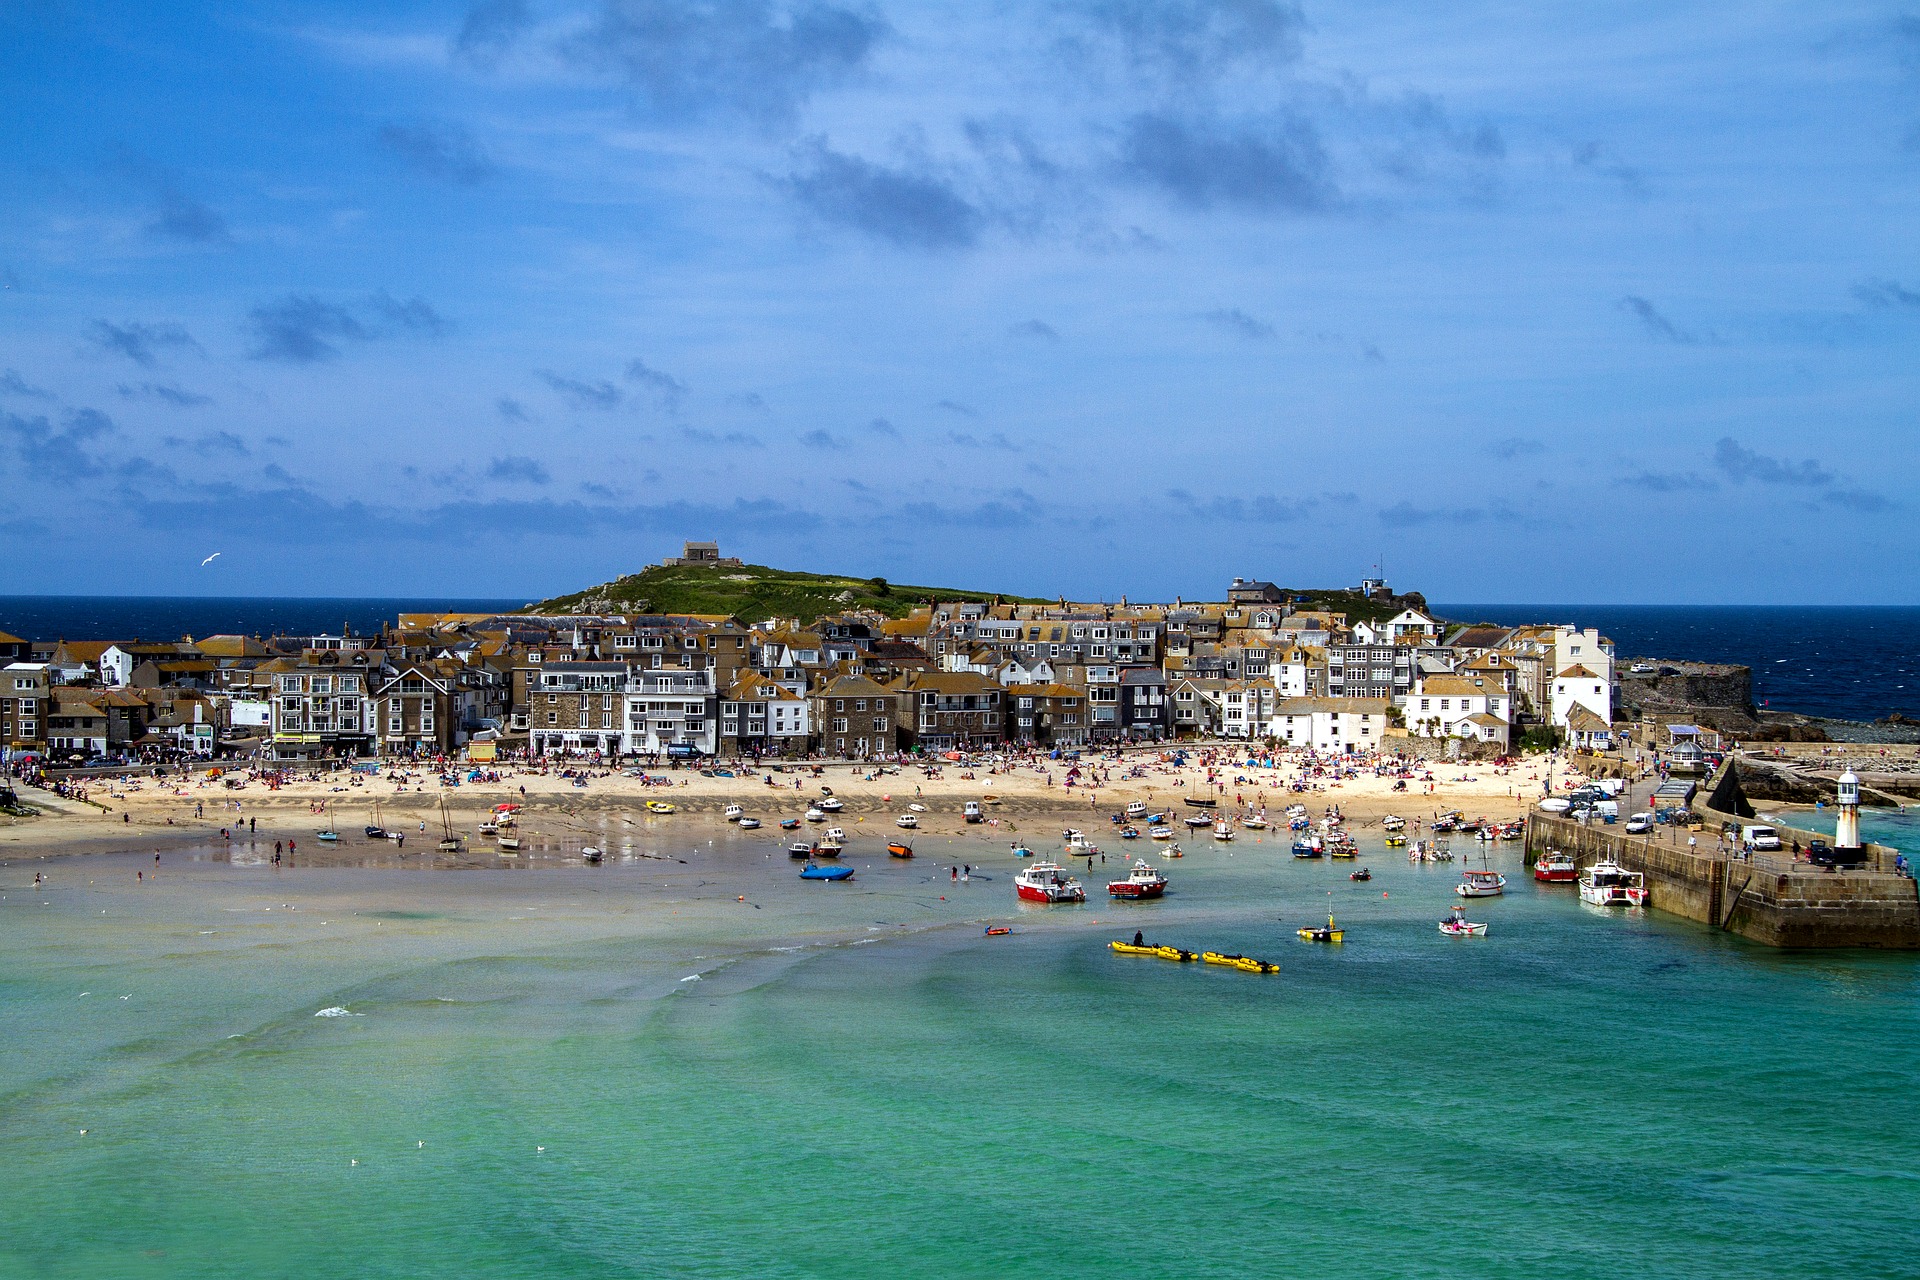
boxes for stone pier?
[1524,815,1920,948]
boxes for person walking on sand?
[951,866,958,882]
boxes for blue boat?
[799,862,853,881]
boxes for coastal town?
[1,542,1626,769]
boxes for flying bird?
[200,552,221,566]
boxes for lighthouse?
[1835,766,1861,852]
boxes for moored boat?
[1439,904,1488,937]
[1578,858,1648,906]
[886,841,913,858]
[1149,826,1174,841]
[896,813,919,828]
[645,800,676,815]
[1292,836,1323,858]
[1014,861,1085,903]
[1212,821,1235,841]
[1456,868,1507,898]
[723,804,744,822]
[799,861,853,881]
[1125,800,1149,819]
[1297,912,1345,943]
[788,841,815,858]
[738,816,760,830]
[1106,859,1168,899]
[1241,815,1268,830]
[779,817,801,830]
[1533,850,1578,882]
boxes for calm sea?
[2,598,1915,723]
[1439,605,1920,723]
[1,827,1914,1278]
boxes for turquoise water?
[3,829,1916,1279]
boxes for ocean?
[2,825,1914,1278]
[2,598,1916,723]
[1438,605,1920,723]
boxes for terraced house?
[266,651,377,759]
[811,673,896,758]
[523,661,628,757]
[890,671,1001,751]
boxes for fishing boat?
[435,797,461,852]
[1533,850,1578,882]
[1328,838,1357,860]
[799,861,853,881]
[819,797,844,812]
[738,817,761,830]
[896,813,919,828]
[1456,868,1507,897]
[815,833,844,856]
[1578,858,1648,906]
[787,841,815,859]
[645,800,676,815]
[1063,829,1099,855]
[1149,826,1174,841]
[823,827,847,844]
[1292,836,1323,858]
[1014,861,1086,903]
[1106,859,1168,899]
[1125,801,1149,819]
[887,841,913,858]
[1349,868,1371,881]
[723,804,744,822]
[1241,815,1268,830]
[804,806,826,822]
[1439,904,1488,937]
[1212,821,1235,841]
[1297,911,1345,943]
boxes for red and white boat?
[1106,859,1168,900]
[1533,850,1578,882]
[1015,861,1086,903]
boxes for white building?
[1549,626,1614,744]
[624,667,717,757]
[1404,674,1512,749]
[1353,609,1439,645]
[1267,697,1390,752]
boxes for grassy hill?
[525,562,1046,625]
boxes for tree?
[869,577,890,597]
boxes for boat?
[1118,826,1140,840]
[1579,858,1648,906]
[788,841,815,858]
[1211,821,1235,841]
[1162,844,1184,858]
[582,846,603,864]
[814,834,844,856]
[645,800,676,815]
[365,799,388,840]
[823,827,847,843]
[1063,830,1099,856]
[1153,945,1198,962]
[497,832,520,852]
[1291,837,1323,858]
[1009,842,1035,858]
[723,804,744,822]
[779,818,801,830]
[819,797,844,812]
[1328,840,1356,860]
[908,802,927,813]
[1241,815,1267,830]
[1014,861,1085,903]
[1297,911,1345,943]
[1382,815,1406,832]
[1184,815,1213,829]
[1538,797,1572,814]
[896,813,919,828]
[316,814,339,843]
[738,817,761,830]
[1183,796,1217,808]
[1203,951,1281,974]
[984,926,1012,936]
[1110,940,1159,955]
[1149,826,1174,841]
[1349,868,1371,881]
[799,861,854,881]
[1457,868,1507,898]
[963,801,983,823]
[804,806,826,822]
[1385,833,1407,848]
[476,819,498,836]
[1106,859,1168,899]
[1124,801,1149,819]
[887,842,913,858]
[1439,904,1488,937]
[1533,850,1578,882]
[436,797,460,852]
[1499,821,1525,841]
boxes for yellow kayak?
[1109,941,1158,956]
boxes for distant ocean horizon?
[1,596,1913,724]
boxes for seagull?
[200,552,221,566]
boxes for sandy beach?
[2,747,1570,868]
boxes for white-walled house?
[1218,679,1280,738]
[1404,674,1512,749]
[1353,609,1439,646]
[1550,626,1613,744]
[1267,697,1390,752]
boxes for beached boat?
[1014,861,1086,903]
[963,801,983,823]
[1149,826,1174,841]
[365,799,388,840]
[907,802,927,813]
[1457,868,1507,898]
[887,842,913,858]
[1184,796,1217,808]
[1538,798,1572,814]
[435,797,461,852]
[1241,815,1267,830]
[476,819,498,836]
[1009,843,1035,858]
[1118,826,1140,840]
[1439,904,1488,937]
[1184,814,1213,829]
[1106,859,1168,899]
[819,797,844,812]
[1533,850,1578,882]
[815,833,844,856]
[1579,859,1648,906]
[645,800,676,815]
[800,862,853,881]
[1382,815,1406,832]
[317,814,339,843]
[896,813,919,828]
[1125,801,1149,820]
[497,833,520,852]
[723,804,744,822]
[1212,821,1235,841]
[582,846,603,864]
[738,817,760,830]
[779,818,801,830]
[804,806,826,822]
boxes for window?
[874,717,887,732]
[547,711,558,726]
[832,717,848,733]
[834,699,845,712]
[854,699,866,711]
[280,676,302,693]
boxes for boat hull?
[1106,881,1165,899]
[1016,884,1085,903]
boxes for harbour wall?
[1524,815,1920,949]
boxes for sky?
[2,1,1918,605]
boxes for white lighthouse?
[1835,766,1861,852]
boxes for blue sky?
[2,1,1917,604]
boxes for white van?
[1594,799,1620,822]
[1595,779,1627,798]
[1624,812,1653,834]
[1742,824,1782,851]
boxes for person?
[1133,930,1144,946]
[250,816,256,834]
[950,865,958,882]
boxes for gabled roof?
[1557,664,1600,679]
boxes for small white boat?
[908,802,927,813]
[819,797,844,812]
[1456,868,1507,898]
[1125,801,1149,819]
[1184,815,1212,828]
[805,806,826,822]
[1538,797,1572,814]
[823,827,847,843]
[1382,815,1406,832]
[738,816,761,830]
[1579,858,1648,906]
[1064,829,1099,856]
[476,820,498,836]
[1149,826,1173,841]
[1212,822,1235,841]
[581,846,602,863]
[1241,815,1267,830]
[1439,905,1488,937]
[723,804,744,822]
[497,833,521,852]
[896,813,919,828]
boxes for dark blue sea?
[2,598,1914,724]
[1440,604,1920,723]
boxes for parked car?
[1624,812,1654,834]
